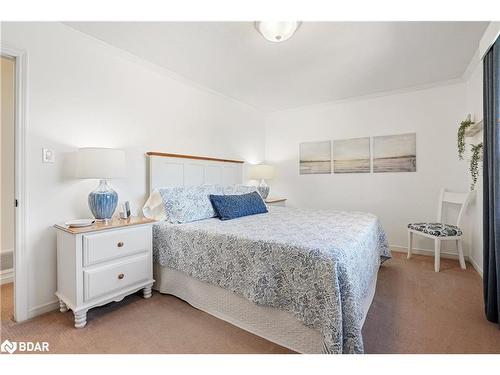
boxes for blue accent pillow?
[209,191,268,220]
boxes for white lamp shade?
[250,164,275,180]
[76,148,126,179]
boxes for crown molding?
[60,22,261,113]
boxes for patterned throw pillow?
[222,184,259,195]
[157,185,259,223]
[159,185,223,223]
[209,191,268,221]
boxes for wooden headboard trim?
[146,152,244,164]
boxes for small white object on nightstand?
[54,217,155,328]
[265,197,287,207]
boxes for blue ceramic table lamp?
[249,164,275,199]
[76,147,126,221]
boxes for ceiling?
[66,22,488,112]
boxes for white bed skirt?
[153,263,378,354]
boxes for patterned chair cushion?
[408,222,463,237]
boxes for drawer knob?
[117,273,125,280]
[117,242,124,248]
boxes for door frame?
[1,44,29,322]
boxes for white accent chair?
[407,188,473,272]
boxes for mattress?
[152,206,390,353]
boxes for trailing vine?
[457,118,474,159]
[470,143,483,191]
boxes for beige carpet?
[1,252,499,354]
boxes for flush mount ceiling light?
[255,21,300,43]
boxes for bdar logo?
[0,339,49,353]
[1,339,17,354]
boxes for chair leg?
[456,240,466,270]
[407,231,413,259]
[434,239,441,272]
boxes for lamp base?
[88,179,118,221]
[257,180,270,200]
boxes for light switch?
[42,148,55,163]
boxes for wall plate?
[42,148,55,163]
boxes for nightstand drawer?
[83,226,151,266]
[83,253,150,301]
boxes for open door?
[0,55,16,323]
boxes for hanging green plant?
[458,118,474,159]
[470,143,483,191]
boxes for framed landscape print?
[299,141,332,174]
[332,137,370,173]
[373,133,416,173]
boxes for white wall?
[265,82,473,255]
[1,56,15,270]
[1,22,266,318]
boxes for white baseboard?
[390,245,464,260]
[468,256,484,278]
[29,299,59,319]
[391,245,484,278]
[1,248,14,254]
[0,268,14,285]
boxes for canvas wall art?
[299,141,332,174]
[373,133,416,172]
[332,137,370,173]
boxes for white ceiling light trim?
[255,21,300,43]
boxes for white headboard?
[147,152,244,192]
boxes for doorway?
[1,45,27,323]
[1,55,16,322]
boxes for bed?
[144,152,390,354]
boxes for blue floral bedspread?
[152,207,390,353]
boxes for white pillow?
[142,190,166,221]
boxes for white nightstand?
[54,217,156,328]
[265,197,287,207]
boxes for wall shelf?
[464,119,483,137]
